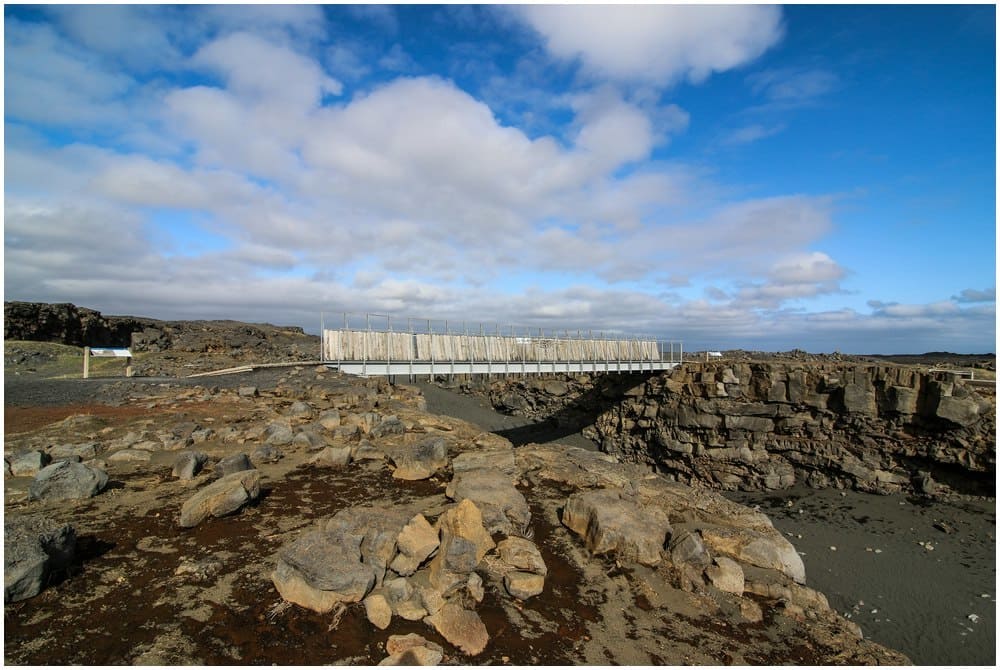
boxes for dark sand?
[416,381,997,666]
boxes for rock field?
[4,365,909,665]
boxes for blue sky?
[4,4,996,353]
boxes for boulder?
[935,396,980,427]
[389,514,439,576]
[29,461,108,501]
[668,530,712,570]
[351,441,385,462]
[8,450,51,477]
[250,444,283,465]
[292,430,327,451]
[4,514,76,603]
[309,446,352,468]
[705,556,744,595]
[429,500,494,587]
[273,527,375,612]
[171,451,208,480]
[451,448,517,480]
[503,571,545,600]
[388,437,449,480]
[287,401,314,418]
[380,634,444,666]
[237,386,259,398]
[317,409,342,430]
[178,469,261,528]
[108,449,152,463]
[562,488,670,566]
[424,602,489,656]
[48,443,97,461]
[323,506,414,586]
[364,593,393,630]
[445,468,529,535]
[264,422,294,446]
[213,453,253,478]
[700,525,805,584]
[496,536,547,576]
[371,416,406,438]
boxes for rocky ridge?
[4,366,907,665]
[4,301,319,375]
[470,361,995,497]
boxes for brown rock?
[424,603,489,656]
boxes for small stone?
[467,572,484,603]
[394,598,428,621]
[968,613,979,623]
[364,593,393,630]
[504,571,545,600]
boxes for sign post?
[84,347,134,379]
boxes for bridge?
[320,312,682,378]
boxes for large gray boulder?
[272,525,376,613]
[371,416,406,438]
[213,453,253,478]
[445,468,530,535]
[178,469,261,528]
[4,514,76,602]
[264,421,294,446]
[387,437,449,480]
[29,461,108,501]
[562,488,671,566]
[7,450,51,477]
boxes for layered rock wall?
[593,362,995,495]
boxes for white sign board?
[707,351,723,358]
[90,347,133,358]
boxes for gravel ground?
[4,368,297,408]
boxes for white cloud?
[191,32,342,106]
[515,5,784,86]
[4,18,135,127]
[45,5,181,71]
[746,67,839,107]
[717,123,786,147]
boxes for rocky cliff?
[466,362,995,497]
[4,301,320,372]
[593,362,995,496]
